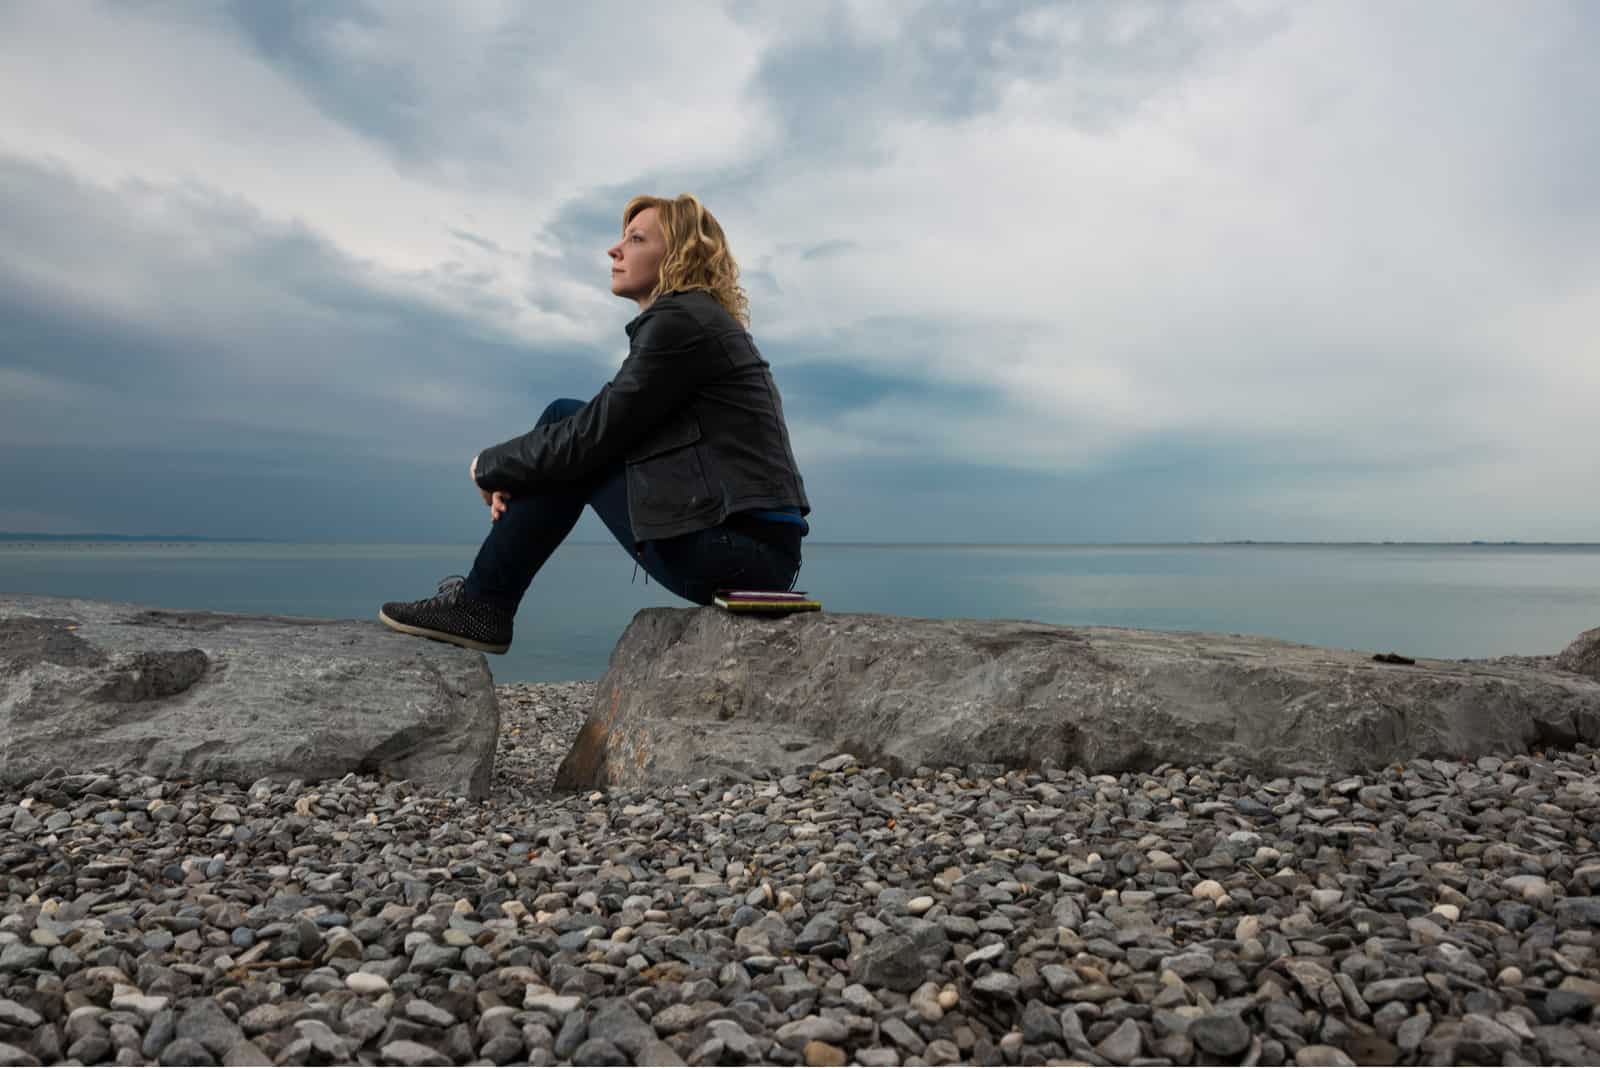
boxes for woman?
[379,194,811,654]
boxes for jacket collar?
[626,291,672,339]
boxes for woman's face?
[608,207,667,307]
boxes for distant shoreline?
[3,533,1597,549]
[0,533,278,543]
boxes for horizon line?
[3,532,1598,549]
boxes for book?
[714,589,822,614]
[718,590,813,600]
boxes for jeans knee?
[538,398,585,426]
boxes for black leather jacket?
[473,289,811,544]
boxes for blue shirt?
[745,506,809,536]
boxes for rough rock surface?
[0,594,498,798]
[1556,627,1600,682]
[557,609,1600,791]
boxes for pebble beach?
[2,680,1599,1066]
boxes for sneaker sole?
[378,609,510,654]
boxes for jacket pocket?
[626,415,702,463]
[626,415,716,521]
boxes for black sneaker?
[379,575,513,654]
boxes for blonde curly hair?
[623,194,750,326]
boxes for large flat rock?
[557,609,1600,791]
[1,595,498,798]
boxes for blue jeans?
[463,399,802,612]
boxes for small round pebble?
[803,1039,847,1067]
[345,972,388,997]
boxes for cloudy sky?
[2,1,1595,544]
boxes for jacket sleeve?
[472,302,714,490]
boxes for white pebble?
[346,972,390,995]
[1192,879,1226,902]
[963,943,1005,967]
[906,896,934,915]
[109,990,169,1018]
[523,992,582,1016]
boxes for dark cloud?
[217,3,665,183]
[764,346,996,417]
[224,1,432,159]
[742,0,1285,163]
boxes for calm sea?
[2,541,1597,683]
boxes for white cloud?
[0,2,770,351]
[739,2,1598,494]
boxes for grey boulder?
[0,594,497,798]
[556,609,1600,791]
[1556,626,1600,682]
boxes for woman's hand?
[490,491,512,522]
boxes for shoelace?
[434,574,467,600]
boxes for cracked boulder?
[1,594,498,798]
